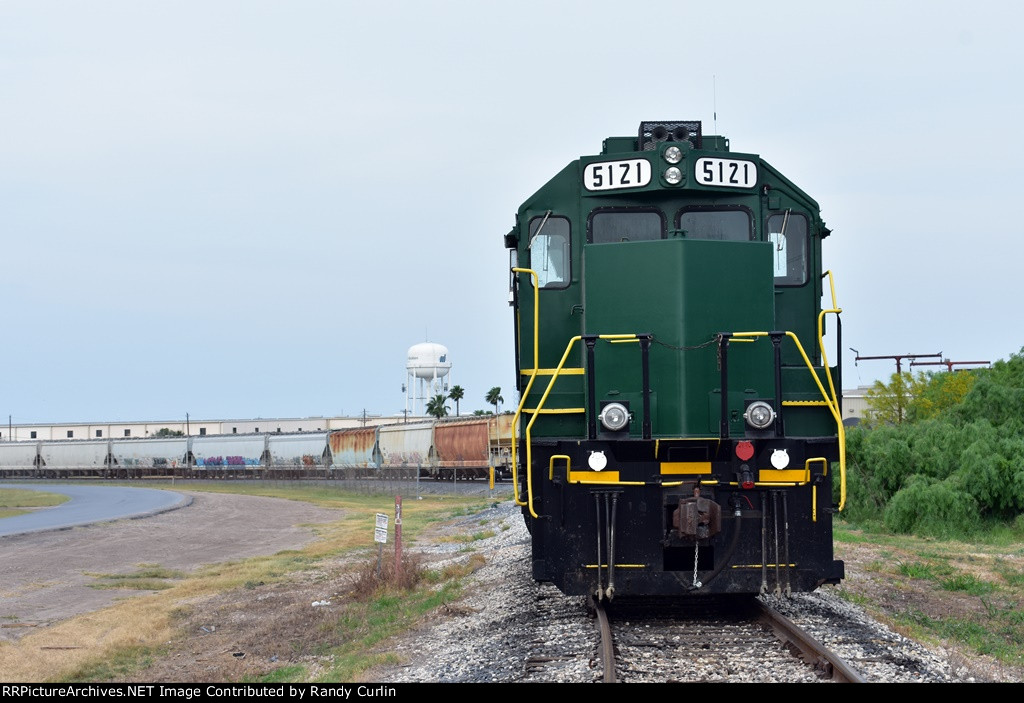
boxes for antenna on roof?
[713,75,717,133]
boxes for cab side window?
[529,216,570,289]
[767,211,808,286]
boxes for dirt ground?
[3,491,1023,683]
[0,491,342,644]
[118,562,359,682]
[122,514,1024,684]
[831,541,1024,683]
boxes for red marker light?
[735,441,754,461]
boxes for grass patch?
[89,579,177,591]
[0,488,70,509]
[895,558,957,582]
[255,549,484,682]
[91,565,187,581]
[897,561,936,580]
[833,527,879,545]
[865,559,888,574]
[64,645,158,682]
[144,481,494,550]
[994,560,1024,587]
[838,522,1024,673]
[350,553,428,600]
[437,530,496,544]
[899,609,1022,663]
[252,665,307,683]
[441,552,486,579]
[833,588,873,608]
[313,576,467,681]
[940,573,997,596]
[85,564,187,591]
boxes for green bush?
[952,352,1024,429]
[959,428,1024,518]
[883,474,980,538]
[906,419,975,480]
[845,348,1024,536]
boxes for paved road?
[0,482,190,537]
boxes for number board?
[583,159,652,191]
[694,157,757,188]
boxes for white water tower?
[406,342,452,416]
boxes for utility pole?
[850,349,943,374]
[359,409,380,428]
[850,350,943,424]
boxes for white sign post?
[375,512,388,575]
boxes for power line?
[909,359,990,372]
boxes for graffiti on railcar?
[197,455,257,467]
[117,457,180,468]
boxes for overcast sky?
[1,1,1021,424]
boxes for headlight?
[744,401,776,430]
[588,451,608,471]
[599,402,630,432]
[664,145,683,164]
[664,167,682,184]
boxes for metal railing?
[510,267,847,516]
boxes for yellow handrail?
[521,368,586,376]
[805,457,830,521]
[729,325,846,509]
[511,267,846,514]
[548,454,571,480]
[817,270,846,511]
[521,408,586,414]
[510,268,539,508]
[523,333,638,517]
[522,335,580,516]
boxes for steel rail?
[594,602,616,683]
[755,600,867,683]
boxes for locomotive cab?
[506,121,845,600]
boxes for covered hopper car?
[0,415,513,481]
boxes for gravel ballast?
[367,499,983,683]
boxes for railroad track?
[755,599,866,682]
[594,598,866,683]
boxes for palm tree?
[485,386,503,415]
[425,394,449,419]
[448,385,465,416]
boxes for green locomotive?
[505,121,846,600]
